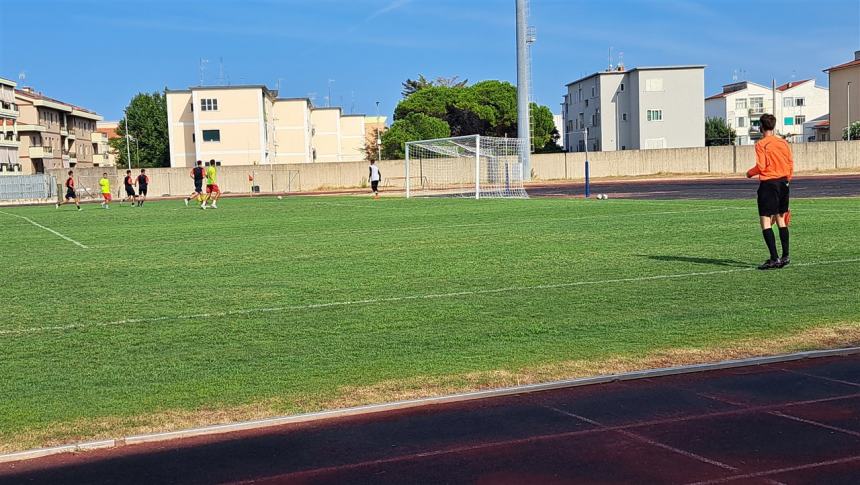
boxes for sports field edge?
[2,322,858,458]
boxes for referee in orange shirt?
[747,114,793,270]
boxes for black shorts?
[371,180,379,192]
[194,181,204,193]
[125,185,136,197]
[757,179,790,217]
[65,188,76,200]
[139,185,148,196]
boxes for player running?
[185,160,206,207]
[201,159,221,209]
[56,170,82,211]
[369,160,382,199]
[136,169,149,207]
[121,169,137,206]
[99,173,112,209]
[747,113,793,270]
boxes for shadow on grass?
[639,255,750,268]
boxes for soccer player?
[99,172,112,209]
[202,159,221,209]
[747,113,793,270]
[121,169,137,206]
[136,168,149,207]
[185,160,206,207]
[56,170,82,211]
[369,160,382,199]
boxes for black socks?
[778,227,789,258]
[762,229,779,261]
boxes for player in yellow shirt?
[98,173,112,209]
[201,160,221,209]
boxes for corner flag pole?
[584,127,590,198]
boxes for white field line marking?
[3,258,859,338]
[0,210,89,249]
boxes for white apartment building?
[166,85,370,168]
[562,65,705,152]
[705,79,828,144]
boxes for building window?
[795,98,805,107]
[735,98,748,109]
[783,97,794,107]
[591,87,595,97]
[622,113,628,121]
[645,78,664,92]
[585,99,589,107]
[620,83,625,92]
[750,97,764,112]
[201,98,218,111]
[737,117,746,127]
[202,129,221,142]
[646,109,663,122]
[795,115,806,125]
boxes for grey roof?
[565,65,706,87]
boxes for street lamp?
[375,101,382,162]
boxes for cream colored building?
[706,79,829,144]
[13,87,103,174]
[95,121,119,166]
[0,77,20,172]
[825,51,860,141]
[166,85,369,167]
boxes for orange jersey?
[748,135,794,181]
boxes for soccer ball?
[601,194,609,200]
[277,196,283,200]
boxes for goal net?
[405,135,529,199]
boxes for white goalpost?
[404,135,529,199]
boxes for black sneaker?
[757,259,781,270]
[777,257,790,268]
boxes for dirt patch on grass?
[3,322,858,455]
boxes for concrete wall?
[34,140,860,200]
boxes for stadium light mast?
[515,0,532,179]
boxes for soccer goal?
[405,135,529,199]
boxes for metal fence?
[0,174,57,201]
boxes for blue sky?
[1,0,858,121]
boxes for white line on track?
[0,210,89,249]
[3,257,859,338]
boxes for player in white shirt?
[369,160,382,199]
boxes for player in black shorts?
[56,170,82,211]
[121,169,138,206]
[186,160,206,207]
[136,168,149,207]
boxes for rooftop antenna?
[199,58,209,86]
[308,92,317,106]
[732,69,738,82]
[18,71,26,82]
[218,57,224,85]
[618,51,624,70]
[327,79,335,108]
[608,46,614,71]
[277,78,283,92]
[350,90,355,114]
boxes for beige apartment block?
[825,51,860,140]
[13,87,102,174]
[95,121,119,166]
[0,77,20,173]
[166,84,373,167]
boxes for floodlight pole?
[124,111,132,170]
[583,127,590,198]
[515,0,531,180]
[475,134,481,200]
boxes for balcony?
[60,127,69,136]
[92,153,109,165]
[0,103,18,119]
[748,107,765,116]
[0,133,19,148]
[91,132,107,143]
[28,145,53,158]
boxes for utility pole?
[375,101,382,162]
[124,112,132,170]
[515,0,531,179]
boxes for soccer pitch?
[1,195,859,452]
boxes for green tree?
[113,91,169,168]
[530,103,558,152]
[401,75,468,97]
[843,121,860,140]
[705,117,737,146]
[381,113,451,159]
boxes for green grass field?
[1,195,859,452]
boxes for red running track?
[1,354,858,484]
